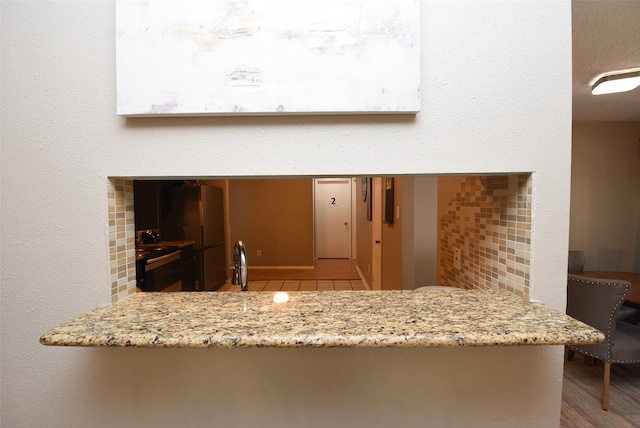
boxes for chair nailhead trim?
[570,277,637,363]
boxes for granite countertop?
[40,290,603,348]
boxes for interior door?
[314,178,352,259]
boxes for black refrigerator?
[162,184,226,291]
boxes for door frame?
[313,178,356,260]
[372,177,382,290]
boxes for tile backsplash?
[439,175,533,299]
[107,178,136,302]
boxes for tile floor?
[219,279,366,292]
[218,259,366,292]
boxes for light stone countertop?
[39,290,603,348]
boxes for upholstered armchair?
[566,274,640,411]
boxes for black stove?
[135,246,183,291]
[135,246,180,262]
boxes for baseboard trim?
[356,265,370,290]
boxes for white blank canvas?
[116,0,420,116]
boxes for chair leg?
[602,362,610,411]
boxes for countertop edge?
[39,290,605,349]
[39,335,604,348]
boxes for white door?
[314,178,352,259]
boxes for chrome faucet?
[232,240,248,291]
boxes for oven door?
[143,250,182,292]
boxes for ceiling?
[572,0,640,121]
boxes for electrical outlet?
[257,249,262,256]
[454,248,461,269]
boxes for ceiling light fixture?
[591,70,640,95]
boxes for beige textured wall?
[2,2,572,426]
[570,121,640,272]
[228,178,314,267]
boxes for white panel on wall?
[116,0,420,117]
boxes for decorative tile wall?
[107,178,136,302]
[439,175,533,299]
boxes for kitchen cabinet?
[133,180,185,232]
[133,180,160,230]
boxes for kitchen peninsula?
[40,290,602,348]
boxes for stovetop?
[135,246,181,262]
